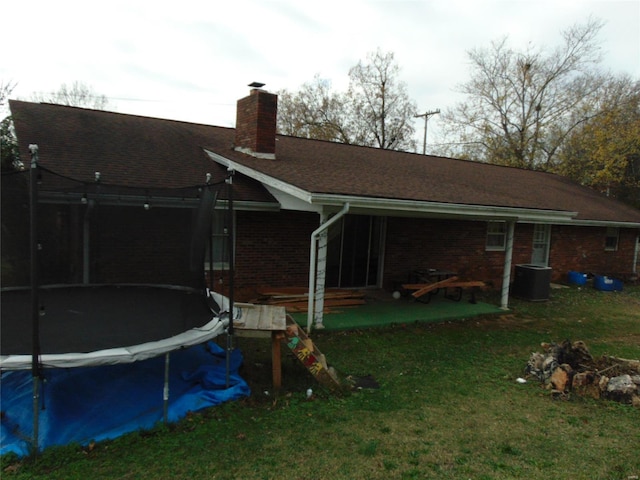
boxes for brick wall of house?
[33,205,638,297]
[382,218,639,289]
[382,217,521,289]
[210,210,318,301]
[548,225,638,279]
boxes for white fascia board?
[549,219,640,228]
[310,193,578,223]
[205,149,313,203]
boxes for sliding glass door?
[325,215,383,288]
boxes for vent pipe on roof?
[234,84,277,159]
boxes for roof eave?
[206,149,579,223]
[550,219,640,229]
[310,193,578,223]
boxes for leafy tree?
[437,18,607,170]
[0,115,20,171]
[1,80,28,285]
[1,80,20,171]
[277,50,417,151]
[556,76,640,208]
[30,81,111,109]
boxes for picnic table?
[401,269,486,304]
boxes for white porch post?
[500,220,516,310]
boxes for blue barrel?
[567,271,587,286]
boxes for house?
[6,88,640,329]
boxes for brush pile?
[525,340,640,407]
[251,287,365,313]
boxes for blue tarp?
[1,342,250,457]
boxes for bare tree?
[0,80,18,113]
[31,81,111,109]
[438,18,607,170]
[277,50,417,151]
[347,50,417,151]
[277,75,352,143]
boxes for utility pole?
[414,109,440,155]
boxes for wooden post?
[271,331,284,391]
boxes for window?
[486,222,506,251]
[206,209,233,269]
[605,227,619,251]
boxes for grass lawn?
[3,286,639,479]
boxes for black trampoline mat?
[1,285,213,355]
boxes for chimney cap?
[248,81,265,88]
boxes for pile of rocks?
[526,340,640,407]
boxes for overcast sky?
[3,0,639,145]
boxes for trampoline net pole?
[163,353,170,424]
[225,169,235,389]
[29,145,42,456]
[31,377,40,456]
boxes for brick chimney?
[234,87,278,159]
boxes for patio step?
[283,316,342,391]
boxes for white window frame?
[605,227,619,252]
[206,209,234,270]
[486,221,507,251]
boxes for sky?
[3,0,639,145]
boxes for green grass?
[3,286,640,479]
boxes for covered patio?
[289,291,504,331]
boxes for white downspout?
[500,220,516,310]
[314,212,329,329]
[307,203,350,333]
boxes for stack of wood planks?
[251,287,366,313]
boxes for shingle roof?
[218,136,640,223]
[9,100,275,203]
[9,100,640,224]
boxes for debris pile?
[252,287,365,313]
[526,340,640,407]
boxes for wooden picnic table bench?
[402,276,487,304]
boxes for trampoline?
[0,145,245,455]
[0,284,226,369]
